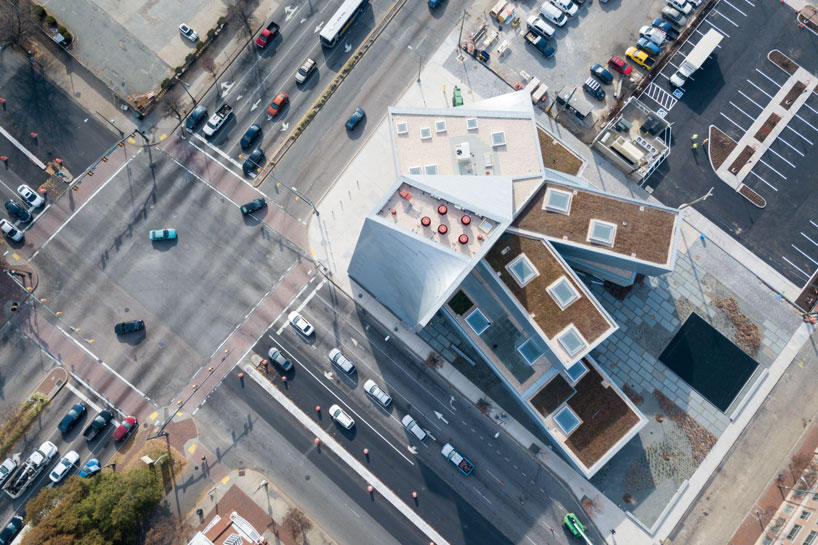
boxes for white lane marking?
[803,232,818,248]
[721,0,747,16]
[737,90,764,110]
[711,9,739,27]
[782,256,811,279]
[473,486,493,505]
[776,136,805,157]
[785,125,814,145]
[163,152,239,207]
[192,134,244,169]
[0,125,47,169]
[792,244,818,267]
[729,101,755,122]
[764,147,796,168]
[757,159,787,179]
[31,151,141,259]
[795,113,818,133]
[741,0,754,6]
[485,469,503,484]
[245,366,450,545]
[526,537,537,545]
[344,504,361,518]
[746,79,773,99]
[749,170,777,191]
[755,68,784,88]
[811,220,818,230]
[183,138,274,197]
[803,102,818,117]
[65,382,104,414]
[704,19,731,38]
[719,112,746,132]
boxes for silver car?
[329,348,355,375]
[267,347,293,371]
[401,415,428,441]
[364,379,392,408]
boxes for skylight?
[408,166,423,175]
[420,127,432,140]
[465,308,491,335]
[506,254,539,287]
[435,120,447,133]
[466,118,478,130]
[557,326,586,357]
[424,164,438,175]
[547,276,580,309]
[518,338,545,365]
[491,131,507,146]
[543,187,573,215]
[565,360,587,382]
[588,219,617,247]
[554,405,581,435]
[396,121,409,135]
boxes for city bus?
[319,0,369,48]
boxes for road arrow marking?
[220,81,235,95]
[280,122,289,131]
[324,370,334,380]
[408,446,418,455]
[250,99,261,112]
[344,43,352,53]
[449,396,456,410]
[434,411,449,425]
[315,21,324,33]
[427,433,436,442]
[285,5,297,20]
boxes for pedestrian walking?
[691,133,698,140]
[692,143,698,149]
[703,138,709,145]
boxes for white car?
[328,348,355,375]
[49,451,79,483]
[364,379,392,408]
[179,23,199,42]
[401,414,428,441]
[329,404,354,429]
[666,0,693,15]
[550,0,578,16]
[288,311,314,336]
[538,2,567,26]
[17,184,44,208]
[0,458,17,487]
[39,441,58,461]
[0,220,23,242]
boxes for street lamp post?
[174,75,197,104]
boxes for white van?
[539,2,567,27]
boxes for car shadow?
[242,207,269,225]
[59,413,88,442]
[334,424,358,440]
[151,238,178,251]
[116,328,146,346]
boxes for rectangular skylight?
[557,326,586,357]
[588,219,617,247]
[466,118,478,130]
[491,131,507,146]
[424,164,438,175]
[396,121,409,135]
[408,166,423,175]
[435,120,447,133]
[517,338,545,365]
[554,406,581,435]
[479,219,495,234]
[465,308,491,335]
[543,187,573,215]
[506,254,539,288]
[565,360,587,382]
[420,127,432,139]
[547,276,580,310]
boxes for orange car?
[267,92,289,116]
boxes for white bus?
[319,0,369,48]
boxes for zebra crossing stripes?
[643,82,678,112]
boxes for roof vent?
[459,234,469,244]
[420,127,432,139]
[395,121,409,135]
[438,205,448,215]
[438,224,448,234]
[421,216,431,227]
[466,118,478,130]
[461,215,471,225]
[455,142,471,161]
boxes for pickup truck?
[524,31,555,59]
[255,21,280,48]
[82,410,113,441]
[441,443,474,475]
[203,104,232,137]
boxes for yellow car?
[626,47,656,71]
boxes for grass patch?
[537,129,584,175]
[448,290,473,315]
[0,394,48,458]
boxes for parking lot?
[642,0,818,287]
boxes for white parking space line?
[792,245,818,267]
[776,136,805,156]
[795,113,818,133]
[782,256,812,279]
[757,158,787,180]
[719,112,747,132]
[765,147,796,168]
[802,103,818,117]
[645,82,678,111]
[749,170,777,191]
[785,125,815,146]
[721,0,748,16]
[704,19,731,38]
[747,79,773,99]
[811,220,818,230]
[738,90,764,110]
[729,101,756,122]
[755,68,784,88]
[711,10,739,27]
[802,232,818,249]
[65,382,105,414]
[741,0,755,6]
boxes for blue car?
[58,402,86,433]
[4,200,31,222]
[636,38,661,57]
[652,18,677,36]
[185,105,207,130]
[78,458,101,478]
[149,228,177,241]
[240,123,262,149]
[345,108,366,131]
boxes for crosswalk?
[643,82,678,112]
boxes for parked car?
[550,0,578,16]
[295,58,317,84]
[666,0,693,15]
[240,198,266,215]
[639,25,667,46]
[288,311,315,336]
[267,347,293,371]
[636,37,662,57]
[590,64,613,84]
[82,410,113,441]
[242,149,265,176]
[0,516,23,545]
[114,320,145,335]
[17,184,44,208]
[185,105,207,130]
[0,220,23,242]
[0,459,17,488]
[113,415,138,442]
[652,17,677,36]
[149,229,177,241]
[583,78,606,101]
[38,441,58,461]
[607,56,633,75]
[328,348,355,375]
[626,47,656,70]
[526,16,556,40]
[179,23,198,42]
[329,404,354,429]
[58,402,86,433]
[428,0,444,7]
[49,451,79,483]
[78,458,101,478]
[401,414,428,441]
[4,200,31,222]
[661,6,687,27]
[538,2,567,26]
[267,92,289,116]
[364,379,392,407]
[240,123,262,149]
[345,108,366,131]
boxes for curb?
[33,365,68,400]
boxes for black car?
[583,77,606,101]
[240,124,262,149]
[4,200,31,222]
[82,409,113,441]
[590,64,614,84]
[242,149,265,176]
[240,198,267,215]
[114,319,145,335]
[0,516,23,545]
[58,402,86,433]
[185,105,207,130]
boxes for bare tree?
[283,508,312,544]
[754,506,777,530]
[790,452,815,482]
[225,1,256,39]
[0,0,37,51]
[161,90,186,120]
[200,53,218,79]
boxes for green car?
[149,229,177,241]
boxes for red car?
[267,92,289,116]
[607,56,633,76]
[113,416,138,442]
